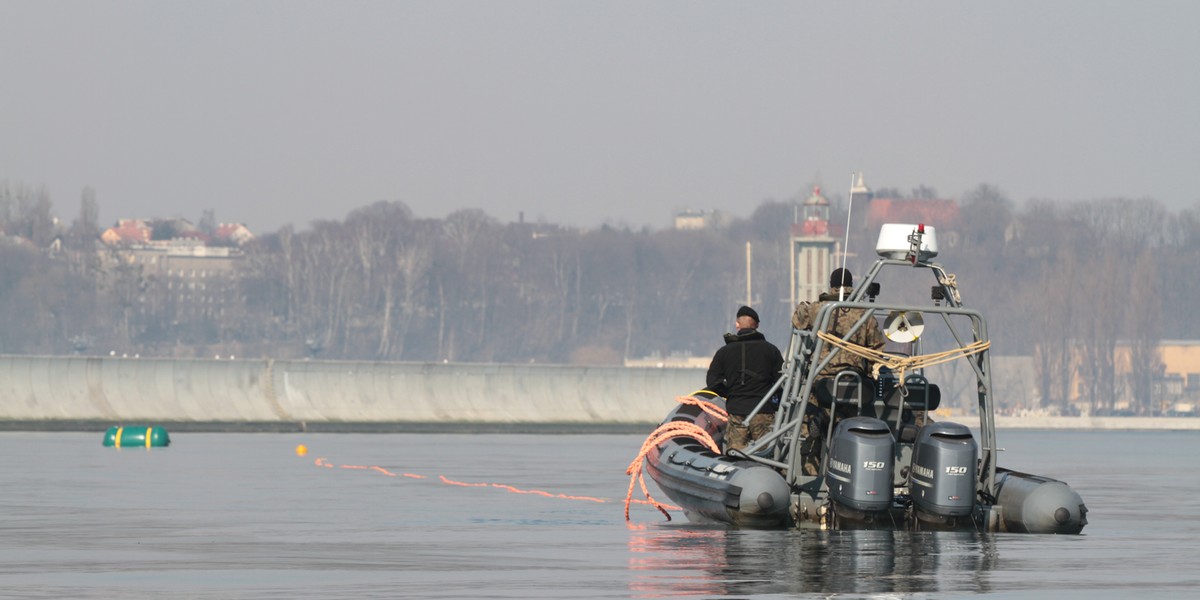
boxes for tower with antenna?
[849,172,873,233]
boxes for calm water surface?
[1,430,1197,599]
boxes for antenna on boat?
[838,172,858,301]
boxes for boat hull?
[642,393,791,528]
[642,396,1088,533]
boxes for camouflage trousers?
[799,404,857,475]
[800,413,824,476]
[725,413,775,453]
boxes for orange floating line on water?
[490,483,607,503]
[492,483,553,497]
[439,475,489,487]
[309,458,660,509]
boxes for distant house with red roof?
[100,219,254,248]
[865,198,960,234]
[212,223,254,246]
[100,219,153,246]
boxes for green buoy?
[103,425,171,448]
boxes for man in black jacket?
[705,305,784,453]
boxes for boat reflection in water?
[628,523,998,597]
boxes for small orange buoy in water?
[295,444,308,456]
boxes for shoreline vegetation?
[0,193,1196,423]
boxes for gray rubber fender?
[995,470,1088,534]
[729,465,792,521]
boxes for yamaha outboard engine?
[910,421,978,527]
[826,417,895,526]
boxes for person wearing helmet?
[791,268,885,475]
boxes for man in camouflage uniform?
[791,268,886,475]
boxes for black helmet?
[830,268,852,288]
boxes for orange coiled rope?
[679,393,729,422]
[624,394,727,521]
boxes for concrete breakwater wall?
[0,356,704,425]
[993,415,1200,430]
[4,356,1197,431]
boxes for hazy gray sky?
[2,1,1197,234]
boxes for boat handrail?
[770,271,998,492]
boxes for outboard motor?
[910,421,977,526]
[826,417,895,524]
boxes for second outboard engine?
[826,417,895,525]
[910,421,978,526]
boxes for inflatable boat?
[631,224,1088,534]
